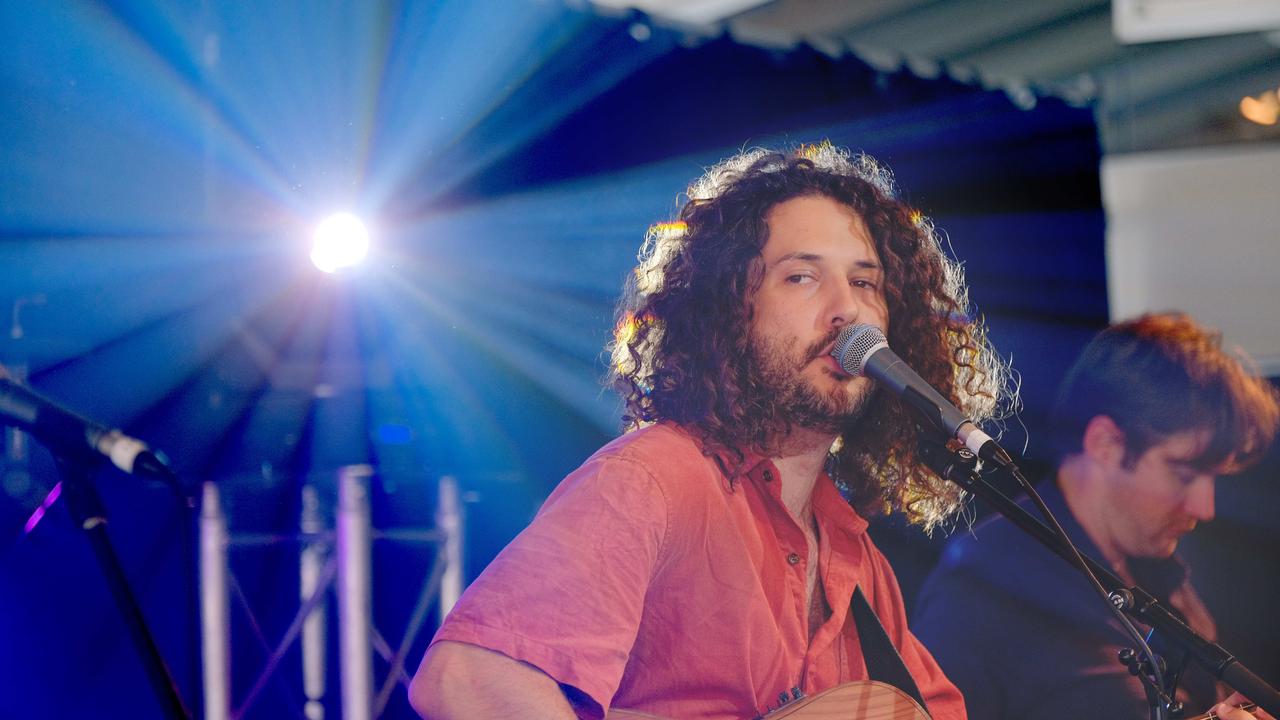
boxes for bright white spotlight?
[310,212,370,273]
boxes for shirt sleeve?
[429,452,668,719]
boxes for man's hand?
[1209,692,1271,720]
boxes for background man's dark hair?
[608,143,1007,529]
[1050,311,1279,472]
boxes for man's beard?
[749,327,876,434]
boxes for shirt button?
[786,552,801,565]
[762,469,774,482]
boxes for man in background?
[915,312,1279,720]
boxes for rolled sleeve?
[431,453,668,717]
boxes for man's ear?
[1081,415,1125,467]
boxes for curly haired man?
[410,144,1005,720]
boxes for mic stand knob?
[1119,647,1179,720]
[1109,588,1136,611]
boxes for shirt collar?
[708,439,871,538]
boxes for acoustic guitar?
[606,680,929,720]
[606,680,1257,720]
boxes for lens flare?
[310,212,370,273]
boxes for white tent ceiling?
[592,0,1280,153]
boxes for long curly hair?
[608,143,1008,530]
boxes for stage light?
[1240,91,1279,126]
[310,212,370,273]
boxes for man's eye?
[786,274,814,284]
[852,279,877,289]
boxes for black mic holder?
[917,437,1280,719]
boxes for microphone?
[832,324,1011,467]
[0,377,176,480]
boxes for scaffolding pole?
[337,465,374,720]
[437,475,463,621]
[199,482,230,720]
[300,484,327,720]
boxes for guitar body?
[606,680,930,720]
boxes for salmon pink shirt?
[430,423,966,720]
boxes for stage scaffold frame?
[198,467,465,720]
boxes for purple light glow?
[23,481,62,536]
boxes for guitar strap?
[850,585,931,717]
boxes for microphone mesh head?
[832,324,888,376]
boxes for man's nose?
[1184,475,1216,522]
[827,282,861,328]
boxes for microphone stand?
[917,438,1280,719]
[56,457,192,719]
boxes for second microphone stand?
[57,458,192,719]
